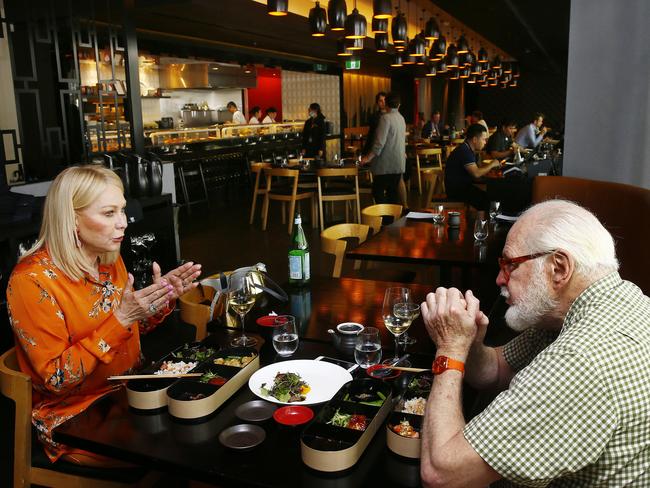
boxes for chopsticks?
[381,366,428,373]
[107,373,202,380]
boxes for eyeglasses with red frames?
[498,251,555,282]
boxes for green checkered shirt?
[464,272,650,487]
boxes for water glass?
[473,217,489,241]
[272,315,299,356]
[489,201,501,221]
[432,204,445,224]
[354,327,382,369]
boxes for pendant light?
[477,47,488,64]
[267,0,288,16]
[391,53,405,67]
[492,56,502,69]
[478,74,487,83]
[409,11,426,58]
[309,1,327,37]
[437,59,447,73]
[373,0,392,19]
[391,4,407,45]
[489,79,498,86]
[402,42,415,64]
[445,44,459,68]
[511,62,520,77]
[509,79,518,87]
[502,62,512,74]
[459,67,470,79]
[372,17,388,33]
[337,38,352,56]
[375,32,389,52]
[456,34,469,54]
[395,40,406,52]
[458,52,471,67]
[346,37,364,50]
[465,50,475,67]
[345,1,367,39]
[425,63,437,77]
[430,35,446,59]
[328,0,347,31]
[470,62,482,75]
[467,75,476,84]
[424,15,439,41]
[450,69,460,80]
[481,60,491,74]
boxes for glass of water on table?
[272,315,299,356]
[355,327,382,369]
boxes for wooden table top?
[346,211,507,267]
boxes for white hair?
[517,200,619,279]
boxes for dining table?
[345,209,508,293]
[53,327,443,488]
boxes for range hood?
[158,63,257,89]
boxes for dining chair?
[248,162,271,224]
[0,348,153,488]
[361,204,403,235]
[316,167,361,232]
[531,176,650,295]
[320,223,369,278]
[413,147,443,195]
[261,167,317,234]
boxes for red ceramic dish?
[256,315,278,327]
[273,406,314,426]
[366,364,402,380]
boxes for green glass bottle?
[288,213,310,286]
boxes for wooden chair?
[248,162,271,224]
[316,167,361,232]
[413,147,443,195]
[321,224,369,278]
[361,204,403,235]
[0,348,150,488]
[531,176,650,295]
[261,167,317,234]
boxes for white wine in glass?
[229,272,257,347]
[382,287,413,364]
[394,302,421,348]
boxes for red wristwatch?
[432,355,465,376]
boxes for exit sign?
[345,59,361,70]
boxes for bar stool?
[175,159,208,209]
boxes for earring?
[75,229,82,248]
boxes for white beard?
[501,269,558,332]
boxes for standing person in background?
[248,106,261,124]
[360,92,406,204]
[262,107,277,124]
[515,112,548,149]
[227,101,247,125]
[301,103,326,158]
[361,92,387,157]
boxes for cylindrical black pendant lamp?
[372,17,389,33]
[430,35,446,59]
[492,56,502,69]
[470,63,482,75]
[424,17,439,40]
[309,2,327,37]
[345,7,367,39]
[346,37,364,50]
[436,59,447,73]
[409,35,426,57]
[391,53,405,67]
[478,47,488,63]
[456,35,469,54]
[337,38,352,56]
[391,12,407,44]
[267,0,288,16]
[425,63,437,77]
[328,0,347,31]
[375,32,389,52]
[373,0,392,19]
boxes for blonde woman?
[6,165,201,466]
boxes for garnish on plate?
[343,390,386,406]
[172,344,216,362]
[214,353,256,368]
[260,372,310,403]
[199,371,227,386]
[327,409,367,431]
[391,419,419,438]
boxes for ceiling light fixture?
[372,17,388,33]
[391,53,405,67]
[424,15,439,41]
[328,0,347,31]
[309,1,327,37]
[267,0,288,16]
[373,0,392,19]
[345,1,367,39]
[375,32,389,52]
[457,34,469,54]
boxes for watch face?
[432,356,448,374]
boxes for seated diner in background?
[262,106,277,124]
[421,110,443,140]
[6,165,202,466]
[419,200,650,487]
[485,118,520,160]
[248,106,261,124]
[444,124,502,211]
[515,112,548,149]
[467,110,489,132]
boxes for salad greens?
[260,372,310,403]
[172,344,216,362]
[343,391,386,406]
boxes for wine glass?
[229,272,257,347]
[432,204,445,225]
[473,216,489,242]
[272,315,298,356]
[382,287,417,364]
[489,201,501,221]
[354,327,382,369]
[396,301,421,349]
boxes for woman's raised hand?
[114,273,174,327]
[152,261,202,300]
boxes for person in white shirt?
[515,112,548,149]
[469,110,489,132]
[262,107,277,124]
[227,101,246,125]
[248,106,261,125]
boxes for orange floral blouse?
[7,248,171,462]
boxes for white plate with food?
[248,360,353,406]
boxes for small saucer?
[366,364,402,380]
[235,400,277,422]
[273,406,314,426]
[256,315,278,327]
[219,424,266,450]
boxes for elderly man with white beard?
[419,200,650,488]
